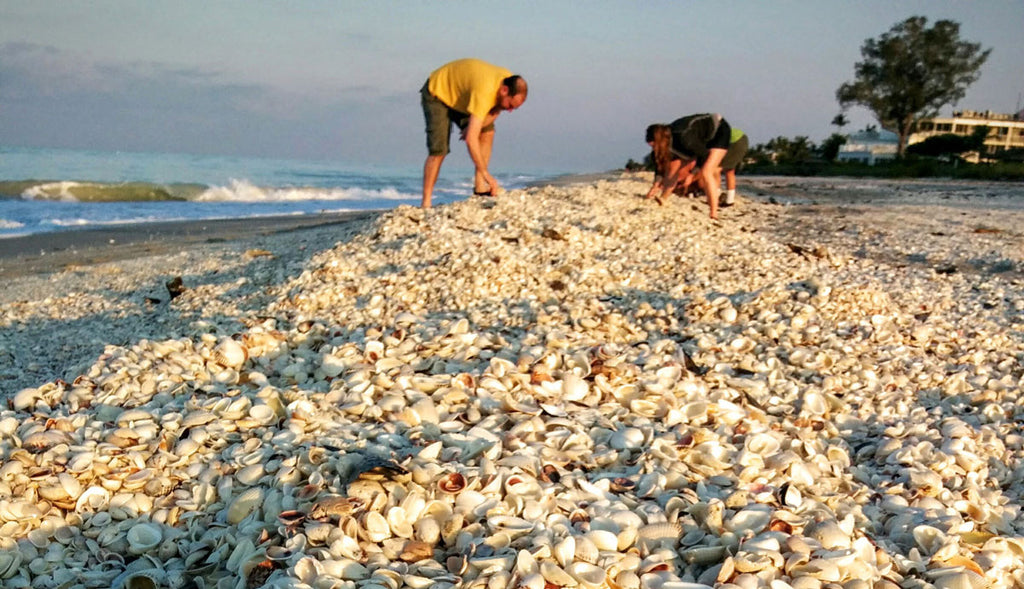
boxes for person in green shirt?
[420,58,528,208]
[644,113,731,219]
[675,127,749,206]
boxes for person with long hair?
[644,113,731,219]
[675,126,749,206]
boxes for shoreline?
[2,173,1021,280]
[0,171,628,279]
[0,210,380,279]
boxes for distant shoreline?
[0,210,379,279]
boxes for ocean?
[0,147,565,238]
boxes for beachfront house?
[911,110,1024,162]
[837,129,899,165]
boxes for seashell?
[725,506,772,535]
[386,506,414,538]
[610,427,645,451]
[126,522,163,555]
[76,486,112,513]
[437,472,466,494]
[235,464,266,486]
[399,540,434,562]
[804,519,850,550]
[12,387,45,412]
[540,561,577,587]
[212,337,249,368]
[744,432,781,456]
[122,572,160,589]
[363,511,391,542]
[293,555,324,584]
[568,561,606,588]
[801,391,828,416]
[554,536,576,567]
[227,487,264,524]
[637,522,681,552]
[912,525,948,555]
[585,529,619,551]
[931,571,983,589]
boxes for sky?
[1,1,1022,173]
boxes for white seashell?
[610,427,645,450]
[561,373,589,402]
[744,433,781,456]
[540,561,577,587]
[554,536,576,567]
[235,464,266,486]
[293,556,324,584]
[568,561,606,588]
[386,506,414,538]
[585,529,619,551]
[364,511,391,542]
[801,391,828,416]
[126,522,162,555]
[931,572,978,589]
[76,486,111,513]
[725,506,773,535]
[912,525,948,555]
[212,337,249,368]
[637,522,682,552]
[226,487,264,524]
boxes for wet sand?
[0,211,379,279]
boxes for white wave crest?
[0,219,27,229]
[22,181,84,201]
[195,179,415,202]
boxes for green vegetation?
[740,157,1024,181]
[836,16,991,157]
[625,130,1024,181]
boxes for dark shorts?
[421,81,495,156]
[720,134,749,171]
[708,119,732,151]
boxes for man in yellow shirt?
[420,58,528,208]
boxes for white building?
[837,129,899,165]
[911,110,1024,161]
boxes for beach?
[2,173,1024,588]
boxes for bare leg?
[422,154,445,208]
[701,148,727,219]
[723,169,737,205]
[473,130,496,193]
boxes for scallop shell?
[226,487,264,524]
[637,522,682,551]
[211,337,249,368]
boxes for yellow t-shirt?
[428,58,512,119]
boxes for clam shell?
[126,522,162,555]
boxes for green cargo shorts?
[720,134,749,171]
[421,81,495,156]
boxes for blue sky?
[1,1,1021,173]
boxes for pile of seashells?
[2,175,1024,589]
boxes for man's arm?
[463,114,499,192]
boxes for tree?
[907,134,973,158]
[906,126,989,159]
[831,113,849,130]
[821,133,848,162]
[836,16,990,157]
